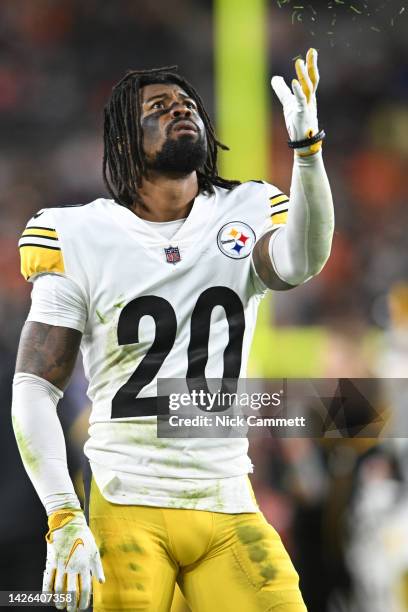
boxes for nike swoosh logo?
[65,538,85,568]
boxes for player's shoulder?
[24,196,112,220]
[19,206,63,281]
[214,180,284,203]
[23,197,116,236]
[18,198,114,281]
[44,197,113,221]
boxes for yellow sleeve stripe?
[271,211,288,225]
[270,194,289,207]
[20,244,65,281]
[22,227,57,239]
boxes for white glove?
[271,48,322,156]
[42,509,105,611]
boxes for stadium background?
[0,1,407,610]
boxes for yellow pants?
[89,480,306,611]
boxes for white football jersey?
[20,181,289,512]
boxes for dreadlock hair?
[103,66,241,207]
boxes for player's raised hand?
[271,48,323,155]
[42,509,105,611]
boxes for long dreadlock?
[103,66,240,207]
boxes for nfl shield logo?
[164,246,181,264]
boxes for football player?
[12,49,334,611]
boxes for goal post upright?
[214,0,270,182]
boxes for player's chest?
[90,230,253,315]
[90,202,262,306]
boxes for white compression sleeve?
[269,151,334,286]
[12,372,81,516]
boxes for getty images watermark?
[157,379,310,438]
[167,388,305,430]
[156,378,397,438]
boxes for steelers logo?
[217,222,256,259]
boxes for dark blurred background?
[1,1,407,611]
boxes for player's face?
[140,83,207,175]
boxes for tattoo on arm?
[15,322,82,390]
[252,230,295,291]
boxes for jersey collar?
[107,190,218,264]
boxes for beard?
[147,133,207,175]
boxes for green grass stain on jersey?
[177,486,216,509]
[95,295,137,379]
[96,309,107,324]
[184,458,204,472]
[214,480,224,512]
[154,438,172,449]
[103,312,138,374]
[12,417,40,475]
[107,344,137,370]
[95,294,125,326]
[161,456,182,469]
[137,487,150,497]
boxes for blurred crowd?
[0,1,407,611]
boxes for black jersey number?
[111,287,245,418]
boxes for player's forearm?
[12,372,81,515]
[270,150,334,285]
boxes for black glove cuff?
[288,129,326,149]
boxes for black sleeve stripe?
[19,244,61,251]
[271,208,289,216]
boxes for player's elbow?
[306,220,334,274]
[306,237,333,279]
[285,243,332,285]
[306,258,327,280]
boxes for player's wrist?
[294,148,323,166]
[289,128,325,157]
[45,494,82,517]
[295,145,323,159]
[46,508,85,543]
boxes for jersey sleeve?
[249,181,290,296]
[263,181,289,231]
[27,274,87,333]
[18,209,65,281]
